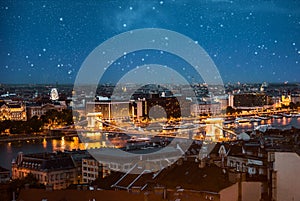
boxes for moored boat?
[270,114,283,119]
[235,117,250,124]
[259,115,271,120]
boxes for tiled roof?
[92,171,125,190]
[112,165,153,190]
[17,152,76,171]
[93,157,232,193]
[153,158,233,192]
[19,187,221,201]
[7,104,22,108]
[18,189,167,201]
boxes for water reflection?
[234,117,300,133]
[0,117,299,171]
[7,142,11,154]
[0,137,86,171]
[42,138,47,149]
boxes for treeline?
[0,109,78,134]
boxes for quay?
[0,129,79,143]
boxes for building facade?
[270,152,300,201]
[26,102,66,119]
[82,157,110,183]
[226,145,267,177]
[228,93,272,109]
[190,102,221,116]
[0,101,27,121]
[12,152,78,190]
[86,101,129,120]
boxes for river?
[0,116,299,172]
[0,137,85,171]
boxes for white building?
[82,158,110,183]
[190,102,221,117]
[26,102,67,119]
[271,152,300,201]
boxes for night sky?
[1,0,300,84]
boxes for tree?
[61,109,73,125]
[9,121,27,134]
[28,116,43,133]
[0,120,11,134]
[9,172,44,197]
[289,102,297,110]
[226,106,236,115]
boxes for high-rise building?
[228,93,272,109]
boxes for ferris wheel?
[50,88,59,101]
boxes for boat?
[249,117,262,122]
[281,113,292,118]
[174,123,195,129]
[270,115,283,119]
[259,115,271,120]
[162,124,175,130]
[235,117,250,124]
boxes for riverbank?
[0,131,78,143]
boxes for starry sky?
[1,0,300,84]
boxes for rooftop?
[153,158,233,192]
[15,152,76,172]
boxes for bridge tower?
[204,118,224,142]
[86,112,103,130]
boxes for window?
[242,163,246,172]
[236,162,240,171]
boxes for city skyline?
[1,0,300,84]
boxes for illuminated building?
[50,88,59,101]
[228,93,272,109]
[82,157,110,183]
[12,152,78,190]
[0,100,27,121]
[86,101,129,121]
[281,95,291,106]
[26,102,67,119]
[190,102,221,116]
